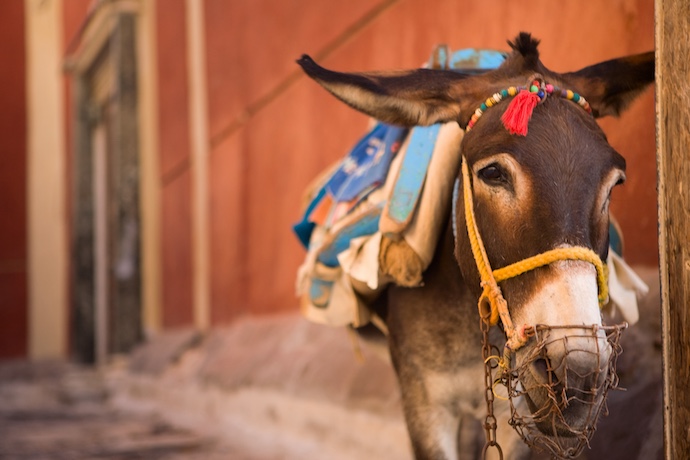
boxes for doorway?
[71,13,142,364]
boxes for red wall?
[55,0,659,331]
[0,2,27,358]
[204,0,384,321]
[157,0,195,328]
[204,0,657,320]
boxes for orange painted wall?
[157,0,195,328]
[161,170,194,328]
[205,0,657,320]
[204,0,386,320]
[52,0,658,332]
[0,2,27,358]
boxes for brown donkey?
[298,33,654,459]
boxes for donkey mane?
[496,32,554,86]
[508,32,541,64]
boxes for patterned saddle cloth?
[293,47,647,329]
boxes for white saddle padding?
[605,250,649,325]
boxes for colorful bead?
[464,80,593,133]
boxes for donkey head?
[299,33,653,450]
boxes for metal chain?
[480,311,504,460]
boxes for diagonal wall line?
[209,0,401,316]
[209,0,402,149]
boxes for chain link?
[480,311,504,460]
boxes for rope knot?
[505,324,531,352]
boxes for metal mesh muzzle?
[501,323,627,459]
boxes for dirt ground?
[0,357,409,460]
[0,362,239,460]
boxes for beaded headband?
[465,78,593,136]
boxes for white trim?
[137,0,162,336]
[63,0,139,73]
[25,0,68,359]
[186,0,211,330]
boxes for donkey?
[297,33,654,459]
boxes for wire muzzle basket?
[501,323,627,459]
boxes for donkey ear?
[297,55,481,127]
[564,51,654,118]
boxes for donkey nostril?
[532,358,555,384]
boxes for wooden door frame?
[66,4,142,362]
[656,0,690,457]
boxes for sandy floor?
[0,360,410,460]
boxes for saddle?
[294,47,647,330]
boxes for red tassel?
[501,90,539,136]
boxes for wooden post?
[656,0,690,457]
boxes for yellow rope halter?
[461,157,609,351]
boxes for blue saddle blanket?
[294,48,509,252]
[325,123,408,202]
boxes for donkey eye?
[478,164,507,184]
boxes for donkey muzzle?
[506,323,626,458]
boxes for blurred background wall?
[0,0,656,362]
[0,1,28,358]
